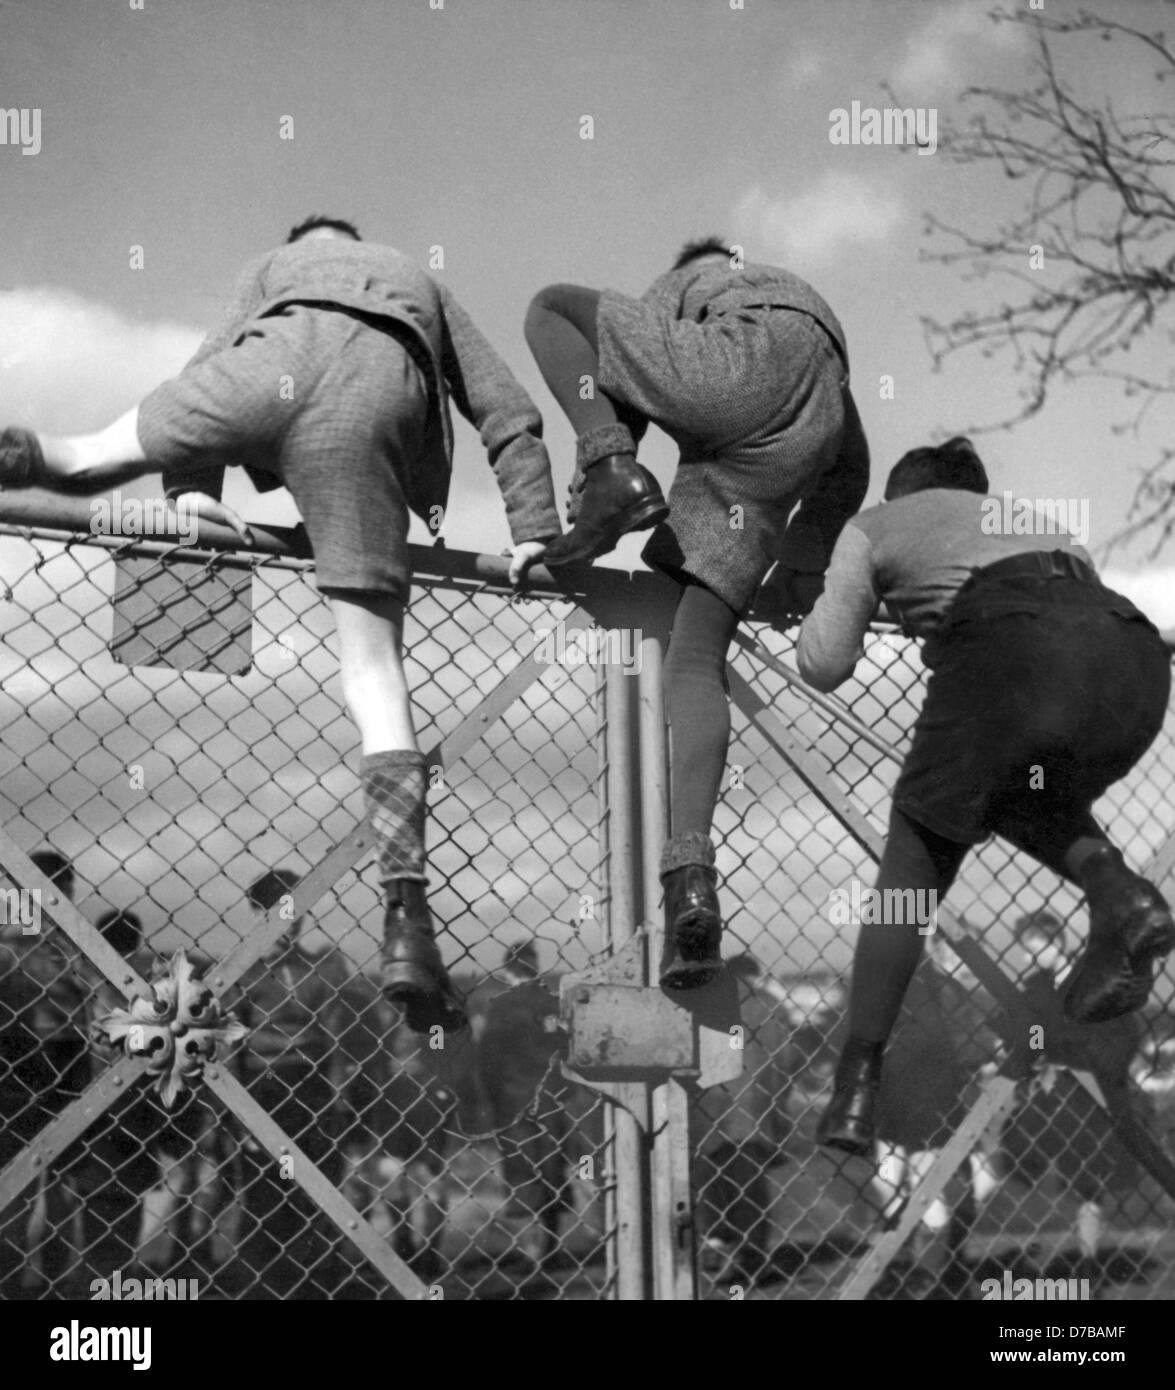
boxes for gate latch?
[559,933,743,1090]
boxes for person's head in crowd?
[30,848,74,903]
[96,908,142,959]
[884,437,988,501]
[502,940,539,982]
[248,867,303,953]
[1014,909,1068,976]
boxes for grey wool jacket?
[167,237,562,545]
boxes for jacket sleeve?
[437,283,562,545]
[777,386,870,574]
[795,521,879,692]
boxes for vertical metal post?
[602,659,649,1300]
[637,635,697,1301]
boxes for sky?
[1,0,1172,609]
[0,0,1173,974]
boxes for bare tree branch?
[917,7,1175,553]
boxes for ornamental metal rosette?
[93,950,248,1107]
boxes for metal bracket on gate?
[559,934,744,1107]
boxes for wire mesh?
[0,523,612,1301]
[693,620,1175,1302]
[1,517,1173,1301]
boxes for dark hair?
[672,236,732,271]
[286,215,361,244]
[30,849,73,897]
[96,909,142,957]
[248,868,300,912]
[1014,910,1066,945]
[884,437,988,500]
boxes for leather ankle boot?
[817,1038,884,1156]
[380,880,467,1032]
[659,863,723,991]
[542,453,668,567]
[1064,845,1175,1024]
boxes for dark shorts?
[895,552,1172,845]
[138,303,434,600]
[597,297,847,614]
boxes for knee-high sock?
[524,284,647,442]
[361,750,427,884]
[663,582,740,840]
[846,808,968,1043]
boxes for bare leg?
[330,592,417,754]
[36,406,151,490]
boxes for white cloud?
[892,4,1023,97]
[732,172,903,270]
[0,287,305,523]
[0,287,201,434]
[1101,567,1175,633]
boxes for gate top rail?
[0,489,910,631]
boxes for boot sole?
[1063,908,1175,1024]
[660,960,723,992]
[382,966,467,1030]
[817,1125,874,1159]
[545,495,670,567]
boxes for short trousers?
[894,551,1171,845]
[138,303,435,600]
[596,296,847,614]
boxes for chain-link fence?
[1,499,1173,1301]
[0,501,615,1301]
[696,617,1175,1302]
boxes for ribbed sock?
[660,830,717,877]
[577,422,636,468]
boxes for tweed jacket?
[640,259,848,366]
[166,238,561,545]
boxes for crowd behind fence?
[0,507,1173,1300]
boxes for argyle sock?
[361,750,427,885]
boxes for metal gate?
[1,494,1173,1300]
